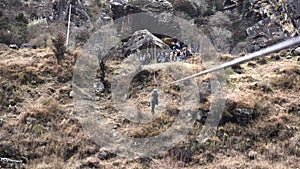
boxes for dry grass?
[0,48,299,168]
[18,97,60,123]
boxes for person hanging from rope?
[151,89,158,114]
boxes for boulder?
[0,157,24,169]
[100,13,112,21]
[231,64,245,74]
[248,150,258,160]
[80,157,100,169]
[246,18,285,52]
[293,47,300,55]
[97,150,116,160]
[69,91,76,98]
[233,108,255,125]
[20,43,35,49]
[122,29,171,56]
[9,44,18,49]
[93,82,105,93]
[26,117,37,124]
[287,0,300,28]
[0,44,9,50]
[52,0,90,26]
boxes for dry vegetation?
[0,47,299,168]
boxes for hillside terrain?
[0,0,300,168]
[0,46,299,168]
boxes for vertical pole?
[66,4,72,47]
[154,45,157,85]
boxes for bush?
[52,32,66,65]
[210,26,233,52]
[15,13,28,24]
[0,12,28,45]
[75,29,90,45]
[172,0,199,17]
[208,11,232,27]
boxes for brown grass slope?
[0,48,299,168]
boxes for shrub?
[15,13,28,24]
[52,32,66,65]
[172,0,199,17]
[0,12,28,45]
[210,26,233,52]
[75,29,90,45]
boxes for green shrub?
[15,13,28,24]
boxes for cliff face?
[167,0,300,53]
[0,0,299,51]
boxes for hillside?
[0,46,299,168]
[0,0,300,168]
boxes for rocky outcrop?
[110,0,174,19]
[52,0,90,26]
[122,29,171,56]
[286,0,300,30]
[0,157,24,169]
[2,0,300,53]
[244,0,299,52]
[15,0,91,26]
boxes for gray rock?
[0,43,9,50]
[7,105,17,112]
[113,125,118,129]
[123,29,171,56]
[93,82,105,93]
[287,0,300,28]
[293,47,300,55]
[196,111,202,121]
[248,150,258,160]
[80,157,99,169]
[110,0,173,19]
[0,157,24,169]
[20,43,33,48]
[100,13,112,21]
[97,150,116,160]
[95,96,100,101]
[199,82,210,95]
[0,119,4,127]
[9,44,18,49]
[233,108,255,125]
[69,91,76,98]
[26,117,37,124]
[286,55,293,59]
[51,0,91,27]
